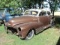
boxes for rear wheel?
[25,30,34,40]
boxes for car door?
[39,11,51,26]
[47,11,52,23]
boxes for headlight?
[8,20,15,26]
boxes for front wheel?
[25,30,34,40]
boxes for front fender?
[16,22,42,38]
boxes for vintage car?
[5,9,53,40]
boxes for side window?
[47,12,50,15]
[39,11,46,16]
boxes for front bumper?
[5,22,24,39]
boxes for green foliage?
[0,0,22,8]
[0,0,44,8]
[50,0,60,11]
[0,0,60,11]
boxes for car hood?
[8,16,38,26]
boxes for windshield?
[0,9,11,16]
[24,10,38,16]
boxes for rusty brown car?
[5,9,53,40]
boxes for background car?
[0,8,22,25]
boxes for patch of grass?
[0,25,60,45]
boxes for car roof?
[26,9,51,12]
[42,8,51,12]
[27,9,42,12]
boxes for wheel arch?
[29,28,36,35]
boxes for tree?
[0,0,60,9]
[0,0,22,8]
